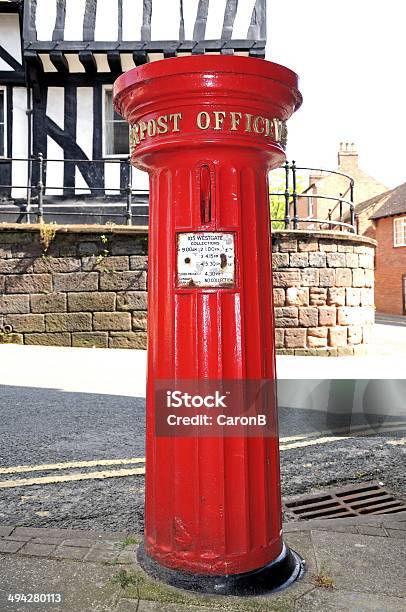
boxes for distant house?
[349,189,393,239]
[297,143,388,230]
[368,185,406,316]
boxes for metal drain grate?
[284,482,406,520]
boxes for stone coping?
[0,224,377,247]
[272,229,377,246]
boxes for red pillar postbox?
[114,56,303,595]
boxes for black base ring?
[137,542,305,596]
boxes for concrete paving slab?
[0,554,120,612]
[310,530,406,599]
[284,522,358,534]
[51,545,88,561]
[0,540,24,553]
[19,542,57,557]
[0,526,15,537]
[84,547,120,563]
[2,535,32,542]
[61,538,97,548]
[386,529,406,539]
[117,547,138,565]
[356,525,388,536]
[383,518,406,530]
[12,526,128,540]
[285,512,406,533]
[30,537,66,545]
[92,540,124,549]
[284,531,318,582]
[297,588,406,612]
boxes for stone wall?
[0,225,148,349]
[272,230,376,356]
[0,225,376,355]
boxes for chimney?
[338,142,358,172]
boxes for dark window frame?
[403,274,406,315]
[0,87,6,158]
[102,85,129,158]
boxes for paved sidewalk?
[2,329,406,405]
[0,513,405,611]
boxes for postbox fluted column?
[146,152,280,574]
[114,56,303,595]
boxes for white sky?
[267,0,406,188]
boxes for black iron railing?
[270,161,356,233]
[0,156,356,232]
[0,154,149,225]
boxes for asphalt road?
[0,382,405,533]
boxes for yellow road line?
[0,432,403,489]
[280,428,405,450]
[387,439,406,446]
[280,436,352,451]
[0,457,145,476]
[280,434,310,443]
[0,423,404,486]
[0,467,146,489]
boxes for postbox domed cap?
[113,55,302,117]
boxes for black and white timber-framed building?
[0,0,266,224]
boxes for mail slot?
[114,55,303,595]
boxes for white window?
[103,87,129,157]
[308,196,314,217]
[0,88,6,158]
[394,217,406,247]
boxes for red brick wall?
[375,215,406,315]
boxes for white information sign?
[177,232,235,288]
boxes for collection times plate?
[177,233,235,288]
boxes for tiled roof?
[370,182,406,220]
[355,189,393,216]
[343,188,392,222]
